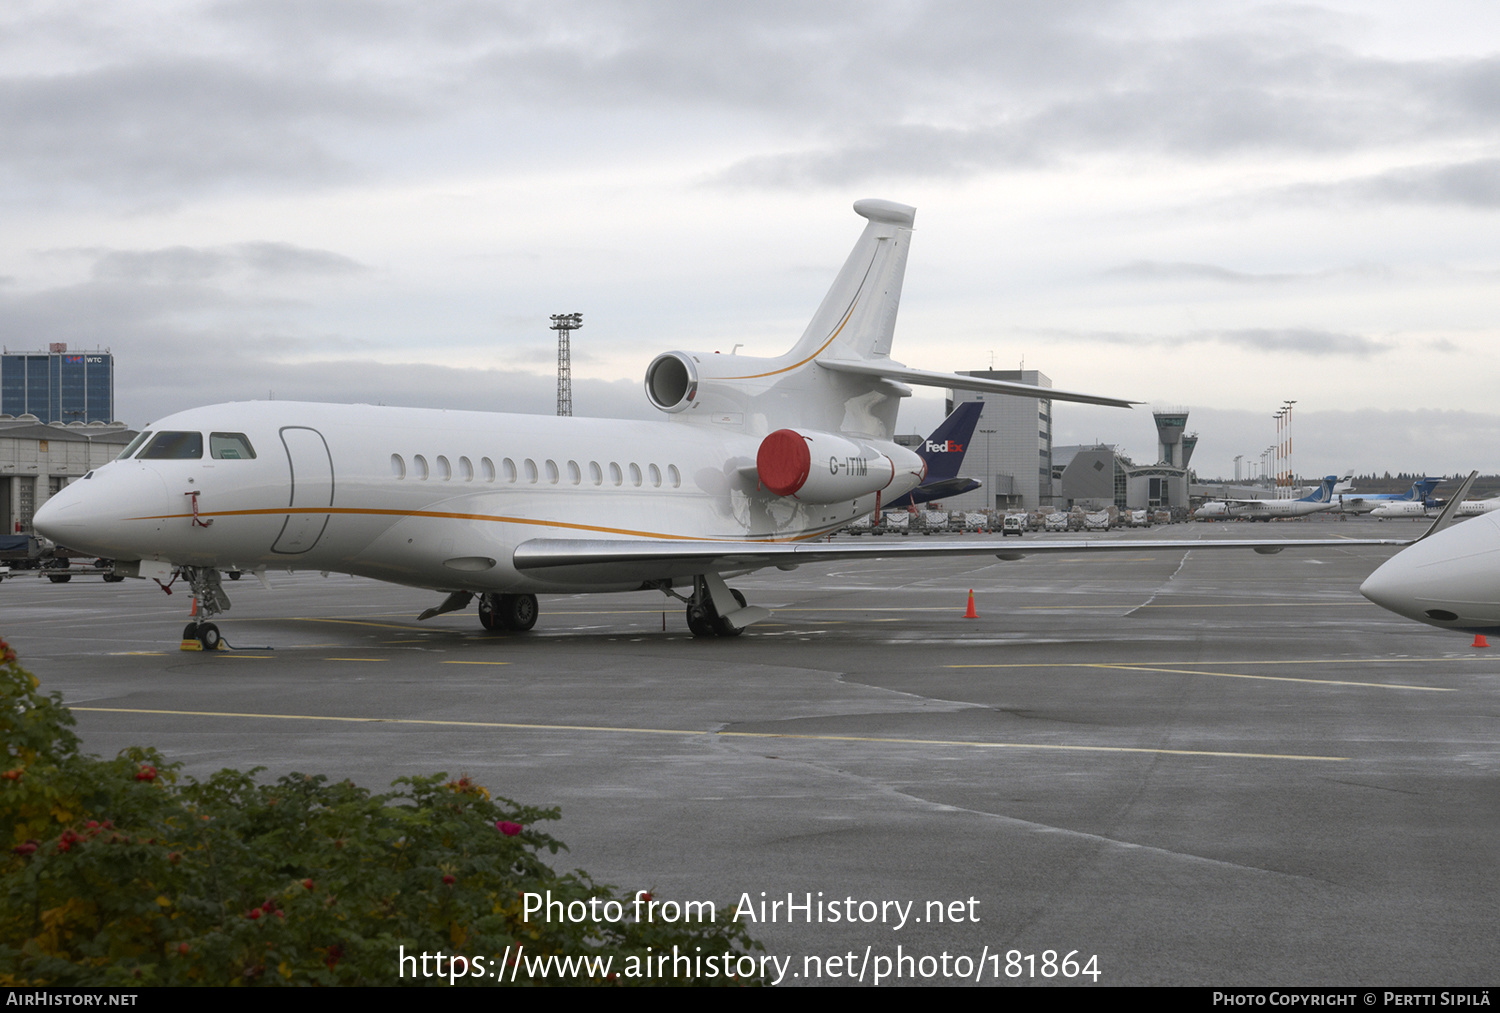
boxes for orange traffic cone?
[1473,634,1489,649]
[963,589,978,619]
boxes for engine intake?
[644,352,699,413]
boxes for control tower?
[1181,431,1198,469]
[1153,408,1189,468]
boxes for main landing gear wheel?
[686,588,748,638]
[478,593,539,632]
[686,604,717,638]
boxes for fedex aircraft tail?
[885,401,985,509]
[918,401,984,483]
[639,200,1133,441]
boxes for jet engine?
[756,428,922,504]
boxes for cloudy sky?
[3,0,1498,479]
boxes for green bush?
[0,639,760,985]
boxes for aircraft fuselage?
[38,400,921,595]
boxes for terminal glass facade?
[0,350,114,423]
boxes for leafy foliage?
[0,641,759,985]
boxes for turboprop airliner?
[1337,477,1441,515]
[1193,477,1339,521]
[34,199,1409,649]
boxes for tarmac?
[5,516,1496,986]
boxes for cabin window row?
[390,454,681,489]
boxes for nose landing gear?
[178,566,231,651]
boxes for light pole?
[550,313,582,417]
[1281,399,1296,496]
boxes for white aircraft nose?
[1360,512,1500,632]
[33,463,171,558]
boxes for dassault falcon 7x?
[1359,473,1500,634]
[34,199,1409,648]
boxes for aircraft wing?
[512,534,1411,585]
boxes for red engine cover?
[757,429,812,497]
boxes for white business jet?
[34,200,1408,649]
[1359,473,1500,633]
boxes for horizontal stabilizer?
[816,360,1136,408]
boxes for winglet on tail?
[785,200,916,365]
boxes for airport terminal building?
[0,345,115,425]
[941,369,1054,512]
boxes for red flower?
[247,909,261,921]
[442,874,456,885]
[302,879,315,890]
[134,764,157,782]
[496,821,522,836]
[1,770,21,781]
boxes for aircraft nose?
[34,464,171,557]
[1360,512,1500,631]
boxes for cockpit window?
[115,431,153,460]
[210,433,256,460]
[137,431,204,460]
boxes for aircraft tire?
[227,571,241,581]
[499,594,539,632]
[197,623,221,651]
[686,604,717,637]
[103,573,125,583]
[48,573,71,583]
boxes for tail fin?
[1301,476,1338,503]
[787,199,915,364]
[918,402,983,482]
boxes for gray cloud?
[1038,325,1391,357]
[1295,158,1500,209]
[1104,261,1313,285]
[5,3,1500,198]
[83,243,365,283]
[1216,327,1389,356]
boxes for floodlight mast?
[550,313,582,417]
